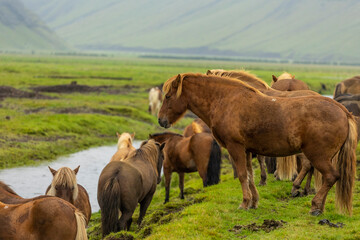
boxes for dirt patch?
[0,86,53,101]
[31,82,138,94]
[230,219,286,234]
[318,219,344,228]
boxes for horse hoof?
[291,190,301,198]
[310,210,322,216]
[259,181,266,186]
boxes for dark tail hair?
[334,82,343,99]
[206,140,221,186]
[99,177,121,236]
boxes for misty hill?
[21,0,360,63]
[0,0,67,51]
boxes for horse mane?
[163,73,262,97]
[209,69,270,90]
[278,72,295,80]
[0,181,19,196]
[47,167,78,200]
[127,139,160,176]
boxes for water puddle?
[0,141,142,212]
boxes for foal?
[46,166,91,224]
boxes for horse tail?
[99,177,121,236]
[335,117,357,215]
[275,155,298,181]
[74,209,88,240]
[313,169,322,192]
[206,139,221,186]
[334,82,343,99]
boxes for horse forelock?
[49,167,78,200]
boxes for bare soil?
[0,86,53,100]
[230,219,287,234]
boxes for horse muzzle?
[158,118,171,128]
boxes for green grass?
[1,54,360,239]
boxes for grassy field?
[1,54,360,239]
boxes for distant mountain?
[0,0,67,51]
[21,0,360,63]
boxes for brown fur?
[333,76,360,99]
[149,132,221,203]
[0,181,87,240]
[159,73,356,215]
[46,166,91,224]
[97,140,164,236]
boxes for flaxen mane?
[278,72,295,80]
[163,73,261,98]
[209,69,270,90]
[47,167,78,200]
[127,139,160,176]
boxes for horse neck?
[0,186,22,201]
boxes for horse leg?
[137,194,154,226]
[303,167,314,196]
[229,156,238,179]
[126,218,133,231]
[119,210,134,231]
[257,155,267,186]
[227,143,253,209]
[164,166,172,204]
[246,151,259,208]
[291,153,311,197]
[308,159,339,215]
[179,172,185,199]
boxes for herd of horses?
[1,70,360,239]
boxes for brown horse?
[0,181,88,240]
[158,73,356,215]
[46,166,92,224]
[271,74,309,91]
[149,132,221,203]
[334,76,360,99]
[110,132,136,162]
[335,93,360,116]
[97,140,164,236]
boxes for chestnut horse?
[110,132,136,162]
[271,73,309,91]
[158,73,356,215]
[149,132,221,203]
[97,140,164,236]
[0,181,88,240]
[46,166,91,224]
[334,76,360,99]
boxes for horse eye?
[165,95,170,99]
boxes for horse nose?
[158,118,169,128]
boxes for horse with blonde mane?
[110,132,136,162]
[0,181,88,240]
[149,87,163,115]
[158,73,356,216]
[334,76,360,99]
[150,131,221,203]
[97,140,165,236]
[46,166,91,224]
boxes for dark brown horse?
[334,76,360,99]
[149,132,221,203]
[46,166,92,224]
[0,181,88,240]
[158,73,356,215]
[97,140,164,236]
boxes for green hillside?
[0,0,68,51]
[21,0,360,63]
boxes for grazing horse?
[158,73,356,215]
[148,87,163,115]
[97,140,164,236]
[207,69,319,186]
[110,132,136,162]
[334,76,360,99]
[0,181,88,240]
[149,132,221,203]
[46,166,91,224]
[271,72,309,91]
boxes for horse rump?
[206,140,221,186]
[98,177,122,236]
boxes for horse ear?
[160,142,166,151]
[116,132,120,138]
[131,132,135,139]
[148,134,152,139]
[272,75,278,82]
[73,165,80,175]
[291,74,295,79]
[172,74,181,88]
[206,70,211,75]
[48,166,57,176]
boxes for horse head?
[158,74,188,128]
[47,166,79,204]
